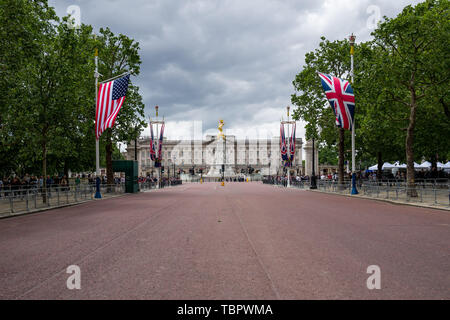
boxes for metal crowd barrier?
[138,180,182,190]
[262,178,450,206]
[0,184,125,216]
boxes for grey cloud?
[50,0,422,137]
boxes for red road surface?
[0,182,449,299]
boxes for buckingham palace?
[125,135,303,177]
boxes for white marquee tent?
[368,161,448,171]
[418,161,432,169]
[368,162,396,171]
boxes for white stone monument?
[205,136,236,177]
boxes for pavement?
[0,182,449,300]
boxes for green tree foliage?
[96,27,145,184]
[292,0,449,190]
[0,1,145,182]
[371,0,449,192]
[291,37,357,183]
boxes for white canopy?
[418,161,432,168]
[393,161,407,168]
[368,162,395,171]
[368,161,450,171]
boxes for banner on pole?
[157,123,165,162]
[289,123,296,162]
[149,122,156,161]
[280,123,288,161]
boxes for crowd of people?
[264,168,449,186]
[0,175,72,191]
[0,174,77,198]
[138,175,182,187]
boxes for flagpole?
[350,33,358,195]
[99,70,133,84]
[95,47,100,177]
[94,46,103,199]
[287,106,291,188]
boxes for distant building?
[125,135,303,177]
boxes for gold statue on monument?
[218,119,226,141]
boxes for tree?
[0,0,56,176]
[292,37,357,185]
[371,0,449,194]
[352,43,405,179]
[96,27,145,185]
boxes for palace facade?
[125,135,303,177]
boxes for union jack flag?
[158,123,165,161]
[318,73,355,130]
[149,122,156,161]
[280,123,288,161]
[289,123,296,162]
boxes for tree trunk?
[106,129,114,186]
[377,151,383,181]
[42,137,47,204]
[430,153,437,173]
[406,88,417,197]
[64,160,69,179]
[338,128,345,187]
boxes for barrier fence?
[0,184,125,216]
[263,178,450,207]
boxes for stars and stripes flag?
[149,122,156,161]
[289,123,296,162]
[95,74,130,139]
[318,73,355,130]
[280,123,288,161]
[157,122,165,161]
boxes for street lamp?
[173,155,176,179]
[168,159,171,186]
[149,105,165,189]
[310,138,317,189]
[281,106,295,188]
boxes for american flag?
[318,73,355,130]
[289,123,296,162]
[96,74,130,139]
[280,123,288,161]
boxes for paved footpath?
[0,182,449,300]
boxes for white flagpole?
[351,48,355,174]
[350,33,358,195]
[95,47,100,176]
[99,70,133,84]
[287,106,291,188]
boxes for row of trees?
[0,0,146,185]
[291,0,449,191]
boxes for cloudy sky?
[50,0,420,144]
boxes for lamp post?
[173,156,176,180]
[168,159,171,186]
[310,137,317,189]
[281,106,295,188]
[149,105,165,189]
[349,33,358,195]
[287,106,291,188]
